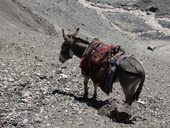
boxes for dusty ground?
[0,0,170,128]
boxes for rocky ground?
[0,0,170,128]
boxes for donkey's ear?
[72,28,80,37]
[62,29,69,41]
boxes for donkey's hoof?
[93,95,97,99]
[83,94,88,99]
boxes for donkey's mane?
[74,37,90,45]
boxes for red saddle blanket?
[80,39,113,84]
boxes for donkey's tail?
[133,69,145,101]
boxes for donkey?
[59,28,145,106]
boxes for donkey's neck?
[71,38,89,58]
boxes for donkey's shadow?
[52,89,134,124]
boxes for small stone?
[55,70,62,74]
[3,80,9,85]
[159,97,163,100]
[59,74,68,79]
[137,99,146,105]
[145,87,150,91]
[45,116,49,119]
[20,82,29,87]
[161,80,164,83]
[21,99,29,103]
[47,123,52,127]
[64,87,70,91]
[32,117,42,123]
[8,78,15,82]
[147,45,156,51]
[78,109,84,114]
[22,119,28,124]
[39,75,47,80]
[23,91,32,97]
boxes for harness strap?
[116,54,127,65]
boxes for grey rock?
[147,45,156,51]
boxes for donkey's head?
[59,28,80,63]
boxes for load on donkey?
[59,28,145,106]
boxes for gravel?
[0,0,170,128]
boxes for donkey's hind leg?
[83,76,89,99]
[93,83,98,98]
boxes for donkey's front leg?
[93,83,97,98]
[83,76,89,99]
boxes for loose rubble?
[0,0,170,128]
